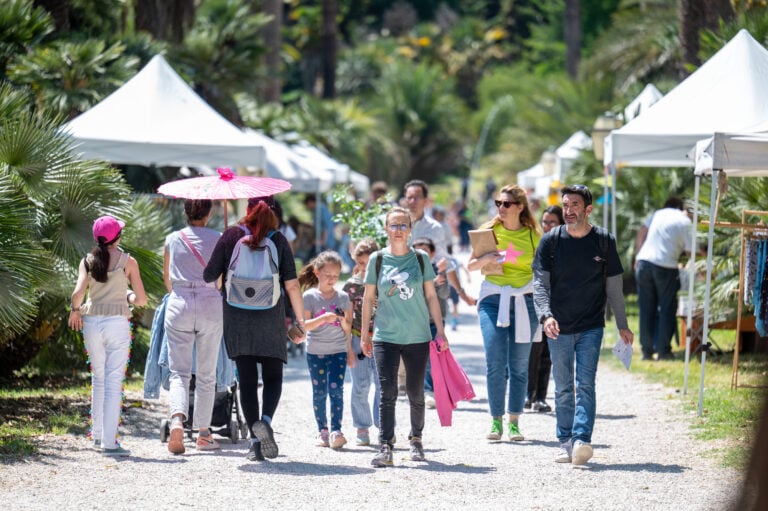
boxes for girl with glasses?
[467,185,541,442]
[360,207,448,467]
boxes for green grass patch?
[0,375,142,461]
[602,295,767,469]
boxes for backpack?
[225,226,280,310]
[548,224,610,285]
[374,249,426,296]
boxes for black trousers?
[234,355,283,436]
[374,340,429,445]
[527,334,551,402]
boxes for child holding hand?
[298,250,354,449]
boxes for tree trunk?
[261,0,283,103]
[679,0,705,74]
[564,0,581,79]
[135,0,195,42]
[321,0,337,99]
[33,0,70,33]
[703,0,733,31]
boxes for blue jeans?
[636,260,680,356]
[478,293,537,417]
[306,352,347,432]
[349,335,380,429]
[548,327,603,444]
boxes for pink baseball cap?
[92,215,125,243]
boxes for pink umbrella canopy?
[157,167,292,200]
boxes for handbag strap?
[179,229,207,267]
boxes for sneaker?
[246,440,265,462]
[425,392,436,409]
[168,424,185,455]
[507,422,524,441]
[330,430,347,449]
[196,433,220,451]
[409,438,425,461]
[355,428,370,446]
[572,440,593,466]
[532,400,552,413]
[524,398,532,409]
[371,444,393,467]
[450,317,458,331]
[251,420,278,459]
[316,428,330,447]
[487,418,503,441]
[555,442,572,463]
[102,446,130,457]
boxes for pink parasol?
[157,167,292,226]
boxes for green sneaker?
[507,422,524,441]
[486,418,503,441]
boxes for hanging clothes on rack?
[744,239,759,305]
[755,239,768,338]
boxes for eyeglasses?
[495,200,520,208]
[387,223,410,232]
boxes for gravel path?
[0,253,744,510]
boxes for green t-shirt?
[485,223,540,288]
[364,248,435,344]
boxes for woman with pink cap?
[68,215,147,456]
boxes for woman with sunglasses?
[468,185,541,442]
[360,206,448,467]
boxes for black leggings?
[374,340,430,445]
[234,355,283,436]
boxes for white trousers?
[165,287,223,429]
[82,315,131,449]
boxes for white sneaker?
[554,442,572,463]
[572,440,593,466]
[425,392,436,409]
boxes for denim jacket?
[143,294,236,399]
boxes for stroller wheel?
[160,419,169,443]
[230,419,239,443]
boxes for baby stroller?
[160,376,248,443]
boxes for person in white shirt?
[635,197,692,361]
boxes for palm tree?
[0,83,166,377]
[172,0,270,125]
[373,60,468,185]
[0,0,53,78]
[6,39,139,120]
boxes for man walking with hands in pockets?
[533,184,633,466]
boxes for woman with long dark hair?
[203,199,306,462]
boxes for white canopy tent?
[623,83,664,123]
[61,55,266,169]
[599,30,768,412]
[243,130,324,193]
[291,141,370,194]
[690,132,768,412]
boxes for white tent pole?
[683,174,700,394]
[611,163,617,235]
[602,166,610,230]
[698,169,719,416]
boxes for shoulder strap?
[116,252,129,271]
[415,251,425,275]
[179,230,207,267]
[375,250,383,282]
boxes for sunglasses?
[387,223,410,232]
[495,200,520,208]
